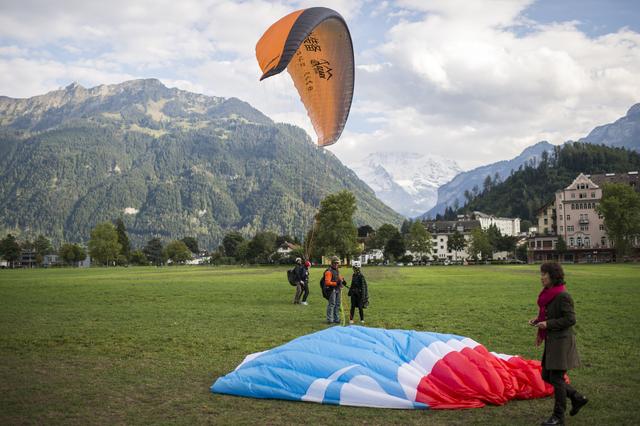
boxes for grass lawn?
[1,264,639,425]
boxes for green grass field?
[1,264,639,425]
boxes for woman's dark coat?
[543,291,581,370]
[348,272,368,307]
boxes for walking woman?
[529,262,588,425]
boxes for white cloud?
[1,0,639,170]
[334,1,640,168]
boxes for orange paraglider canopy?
[256,7,354,147]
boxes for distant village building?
[536,201,556,235]
[472,211,521,237]
[276,242,299,257]
[529,171,639,263]
[355,248,383,265]
[19,248,37,268]
[43,254,60,267]
[423,219,481,261]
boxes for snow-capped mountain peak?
[351,152,463,217]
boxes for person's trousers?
[541,367,580,420]
[301,281,309,302]
[326,288,341,322]
[350,296,364,321]
[294,283,303,303]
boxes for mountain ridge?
[0,79,402,248]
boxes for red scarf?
[536,284,566,341]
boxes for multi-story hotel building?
[529,171,639,262]
[555,173,607,250]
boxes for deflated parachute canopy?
[212,326,553,409]
[255,7,354,147]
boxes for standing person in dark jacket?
[529,262,588,425]
[292,257,306,304]
[300,259,311,305]
[348,261,368,324]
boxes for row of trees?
[0,218,202,267]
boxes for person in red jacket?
[324,256,345,324]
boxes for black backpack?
[286,268,297,286]
[319,270,331,300]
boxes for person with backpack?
[292,257,306,304]
[299,259,311,305]
[324,256,345,324]
[348,261,368,324]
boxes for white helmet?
[352,260,361,268]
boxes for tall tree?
[486,224,502,253]
[468,228,492,261]
[384,230,405,261]
[447,230,466,261]
[114,218,131,261]
[89,222,121,266]
[556,235,568,262]
[248,231,278,264]
[143,238,165,266]
[165,240,192,264]
[373,224,400,250]
[400,219,412,236]
[33,234,53,266]
[597,183,640,260]
[0,234,21,267]
[181,237,199,254]
[406,221,432,258]
[357,225,374,238]
[130,249,148,266]
[59,243,86,266]
[483,174,493,192]
[222,232,245,258]
[313,190,359,260]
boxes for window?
[569,237,574,246]
[599,224,604,230]
[559,204,563,210]
[585,237,591,248]
[560,226,564,231]
[544,218,548,225]
[577,237,582,247]
[567,225,574,232]
[571,193,575,198]
[591,192,595,198]
[566,215,571,220]
[580,225,589,231]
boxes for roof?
[422,220,481,234]
[587,171,640,192]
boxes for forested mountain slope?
[0,79,402,248]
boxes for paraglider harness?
[319,270,331,300]
[287,264,305,287]
[287,268,297,286]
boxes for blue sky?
[1,0,639,170]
